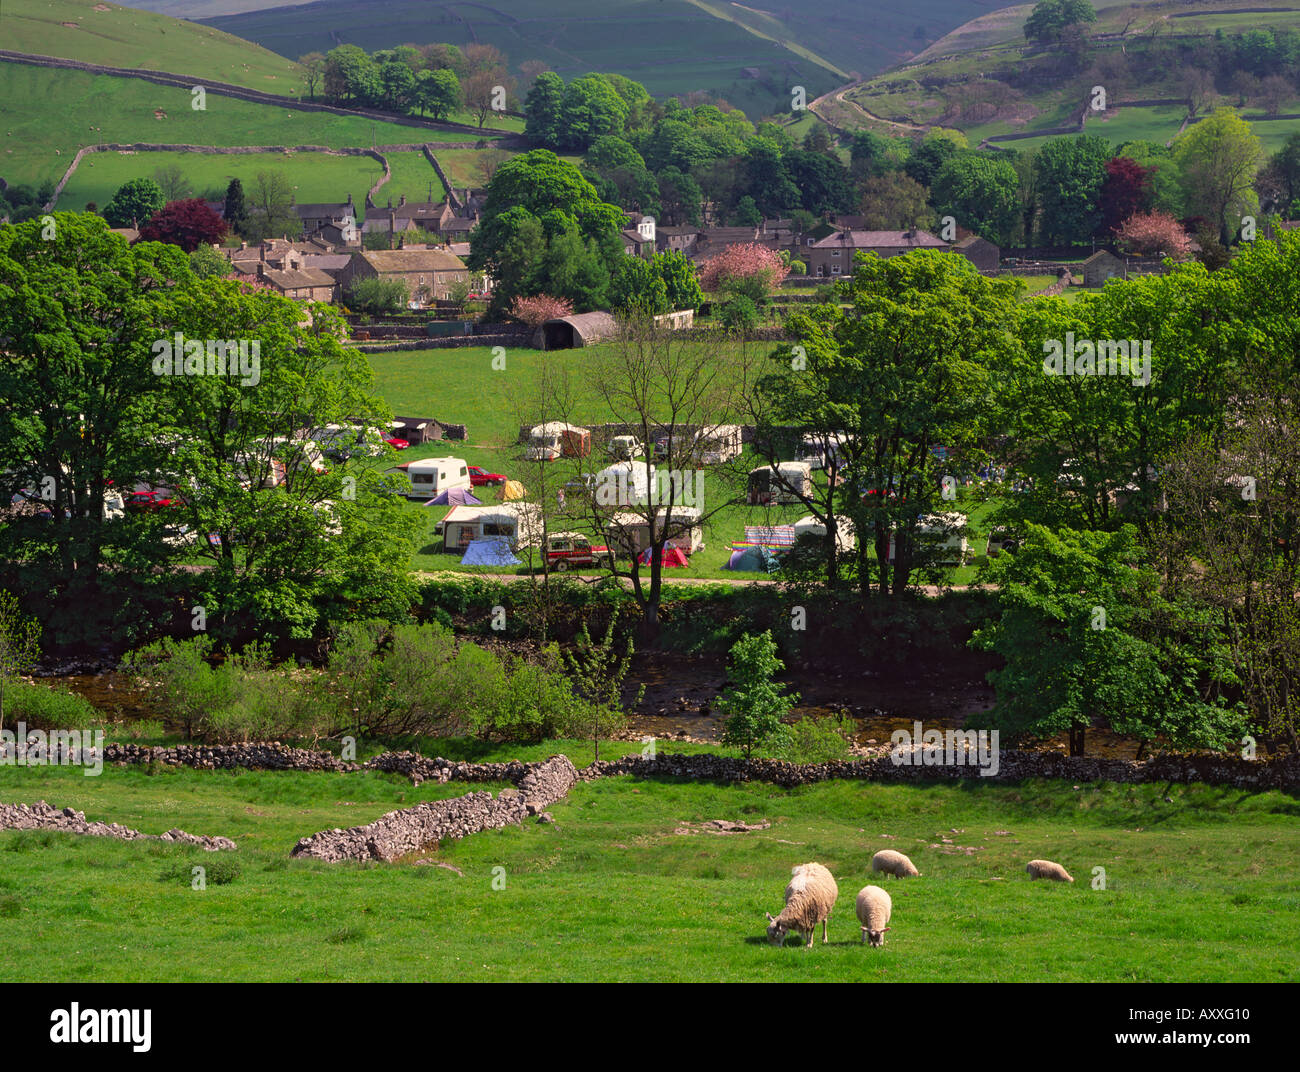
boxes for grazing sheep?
[1026,859,1074,882]
[855,885,892,947]
[766,862,839,948]
[871,849,921,878]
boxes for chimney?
[399,195,406,207]
[389,208,397,251]
[240,241,247,251]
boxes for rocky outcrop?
[0,800,236,850]
[290,755,577,862]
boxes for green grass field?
[1,0,303,92]
[2,754,1296,981]
[0,63,506,197]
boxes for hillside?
[0,0,302,92]
[826,0,1300,149]
[195,0,1010,118]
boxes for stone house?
[338,249,470,305]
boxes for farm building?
[1082,250,1126,286]
[803,229,948,278]
[953,234,1000,273]
[536,312,620,350]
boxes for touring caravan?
[747,462,812,505]
[438,502,542,551]
[888,512,969,566]
[403,457,472,500]
[592,460,656,507]
[524,422,591,462]
[797,432,853,471]
[792,514,855,552]
[697,424,742,466]
[604,506,704,556]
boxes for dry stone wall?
[0,800,236,851]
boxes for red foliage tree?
[1099,157,1156,237]
[1114,211,1193,258]
[139,198,228,252]
[509,294,574,329]
[697,242,788,299]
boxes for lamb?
[766,862,839,948]
[871,849,921,878]
[855,885,893,947]
[1026,859,1074,882]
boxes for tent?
[460,537,521,567]
[426,487,481,506]
[638,545,689,568]
[726,545,780,572]
[496,479,528,502]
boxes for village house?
[338,248,470,305]
[802,229,949,278]
[293,195,359,244]
[621,214,657,257]
[953,234,1001,273]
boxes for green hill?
[0,0,303,92]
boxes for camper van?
[888,512,969,566]
[524,422,591,462]
[403,457,472,500]
[592,460,656,507]
[438,502,542,551]
[797,432,853,471]
[604,507,704,556]
[606,435,646,461]
[747,462,812,505]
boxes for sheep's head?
[867,926,891,948]
[765,912,789,946]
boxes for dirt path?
[809,83,928,135]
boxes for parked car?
[544,531,612,571]
[384,437,410,450]
[606,435,646,461]
[467,465,507,486]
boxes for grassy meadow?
[1,754,1296,981]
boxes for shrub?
[719,295,758,335]
[764,715,857,763]
[345,276,409,315]
[1,681,99,731]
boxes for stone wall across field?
[0,800,236,851]
[291,755,578,862]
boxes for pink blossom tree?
[1114,212,1194,259]
[509,294,574,329]
[698,242,788,303]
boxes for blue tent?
[726,545,780,572]
[426,487,482,506]
[460,537,520,567]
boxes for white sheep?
[1026,859,1074,882]
[766,862,838,948]
[871,848,921,878]
[855,885,892,947]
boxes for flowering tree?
[1114,211,1193,258]
[698,242,788,303]
[509,294,574,329]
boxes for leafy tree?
[1114,211,1193,257]
[609,255,669,316]
[244,171,301,242]
[655,166,703,225]
[698,242,787,302]
[299,51,327,99]
[0,591,41,736]
[345,276,408,314]
[1024,0,1097,46]
[858,171,933,230]
[1033,135,1111,245]
[972,525,1238,756]
[524,71,567,149]
[783,149,853,216]
[730,194,761,226]
[323,45,377,106]
[189,243,233,279]
[1098,156,1156,236]
[718,631,797,758]
[139,199,228,252]
[153,164,192,202]
[653,249,703,311]
[1255,131,1300,213]
[415,67,460,120]
[719,294,758,334]
[931,154,1020,244]
[561,619,640,761]
[1173,107,1263,246]
[508,293,573,329]
[903,135,958,188]
[378,60,416,111]
[103,178,165,228]
[222,178,249,237]
[741,137,799,216]
[561,73,631,149]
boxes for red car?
[544,532,612,571]
[467,465,507,487]
[126,487,177,511]
[384,437,410,450]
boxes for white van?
[404,457,471,500]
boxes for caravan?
[747,462,812,505]
[524,422,591,462]
[438,502,543,551]
[400,457,472,500]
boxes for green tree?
[415,68,460,121]
[931,154,1020,245]
[1034,135,1111,245]
[524,71,567,149]
[189,243,232,279]
[222,177,249,237]
[299,51,327,99]
[858,170,933,231]
[560,73,631,150]
[609,255,669,316]
[103,178,165,228]
[345,276,409,314]
[972,525,1238,756]
[244,171,301,242]
[1024,0,1097,46]
[1173,107,1263,246]
[653,249,703,311]
[718,631,797,758]
[378,60,416,112]
[0,591,41,736]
